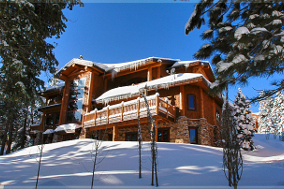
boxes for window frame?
[158,128,170,142]
[125,132,137,141]
[187,94,196,111]
[188,127,198,144]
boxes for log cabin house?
[30,57,223,146]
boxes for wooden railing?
[83,93,176,128]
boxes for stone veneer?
[82,116,221,147]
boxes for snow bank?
[1,134,284,188]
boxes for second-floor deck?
[83,93,176,128]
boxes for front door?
[189,127,198,144]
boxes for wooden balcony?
[83,93,176,128]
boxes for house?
[30,57,223,146]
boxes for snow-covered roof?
[56,57,180,76]
[44,82,65,93]
[38,103,61,112]
[171,60,209,68]
[54,123,82,134]
[43,129,54,135]
[101,57,179,73]
[95,73,210,104]
[56,58,108,76]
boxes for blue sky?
[45,3,281,113]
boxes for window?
[125,133,137,141]
[158,128,170,142]
[189,127,198,144]
[187,94,196,110]
[66,78,86,123]
[45,112,60,127]
[216,109,220,122]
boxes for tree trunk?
[21,116,27,149]
[6,119,14,154]
[0,123,8,155]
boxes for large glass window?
[66,78,86,123]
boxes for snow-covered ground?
[1,134,284,189]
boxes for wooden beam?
[113,125,118,141]
[59,79,70,125]
[88,72,95,112]
[147,66,153,81]
[180,85,185,116]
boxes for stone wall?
[82,116,221,147]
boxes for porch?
[82,93,177,140]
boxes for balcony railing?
[83,93,176,128]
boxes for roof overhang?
[95,73,211,104]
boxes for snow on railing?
[83,93,176,128]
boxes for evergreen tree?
[185,1,284,101]
[273,91,284,138]
[233,88,256,151]
[0,0,82,155]
[258,92,269,134]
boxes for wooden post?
[59,79,70,125]
[113,125,118,141]
[94,109,97,126]
[156,93,159,115]
[137,98,140,118]
[107,106,110,124]
[148,66,153,81]
[166,98,169,119]
[180,85,185,116]
[121,102,124,121]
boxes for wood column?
[113,125,118,141]
[148,66,153,81]
[87,72,95,113]
[59,79,70,125]
[180,85,185,116]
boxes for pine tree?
[233,88,256,151]
[273,91,284,139]
[185,1,284,101]
[258,93,269,134]
[0,0,83,155]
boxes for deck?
[83,93,176,128]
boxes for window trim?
[188,127,198,144]
[158,128,170,142]
[187,94,196,111]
